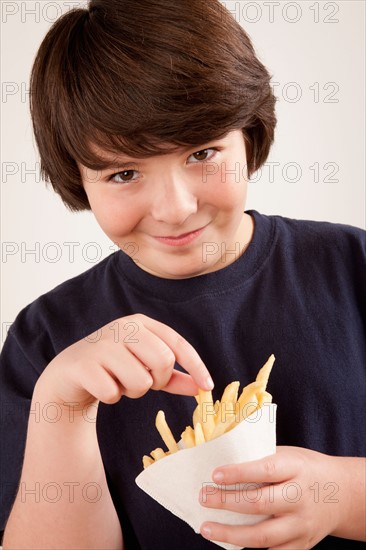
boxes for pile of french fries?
[142,354,275,469]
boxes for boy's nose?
[150,178,198,225]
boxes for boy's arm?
[3,314,213,549]
[3,385,123,550]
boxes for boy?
[1,0,365,548]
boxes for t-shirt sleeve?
[0,330,40,535]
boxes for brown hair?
[30,0,277,211]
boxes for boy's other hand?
[36,314,213,409]
[199,446,366,548]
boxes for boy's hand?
[36,313,213,408]
[199,446,366,549]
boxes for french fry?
[150,447,166,461]
[213,400,221,424]
[211,388,239,439]
[143,355,275,466]
[215,381,239,428]
[155,411,179,453]
[257,390,273,407]
[181,426,195,448]
[256,354,275,389]
[242,393,259,419]
[220,381,240,410]
[210,413,236,440]
[235,389,259,421]
[143,455,154,468]
[197,388,215,441]
[224,393,259,434]
[192,404,201,429]
[194,422,205,445]
[237,380,263,408]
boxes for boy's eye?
[109,170,138,183]
[188,148,217,163]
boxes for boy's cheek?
[208,183,247,213]
[91,207,140,240]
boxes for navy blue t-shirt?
[1,210,365,549]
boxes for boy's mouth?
[153,225,207,247]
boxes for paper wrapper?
[136,403,277,550]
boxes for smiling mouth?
[153,225,208,247]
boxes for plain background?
[1,0,365,339]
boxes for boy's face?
[80,129,253,279]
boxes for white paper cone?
[136,403,277,550]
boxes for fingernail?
[205,376,214,390]
[213,470,224,483]
[201,526,212,538]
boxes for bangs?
[69,128,241,172]
[48,3,256,168]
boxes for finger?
[95,345,153,399]
[200,482,294,516]
[122,323,204,393]
[133,314,214,391]
[76,360,124,405]
[162,370,201,395]
[123,326,176,390]
[200,516,298,549]
[270,539,315,550]
[212,450,302,485]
